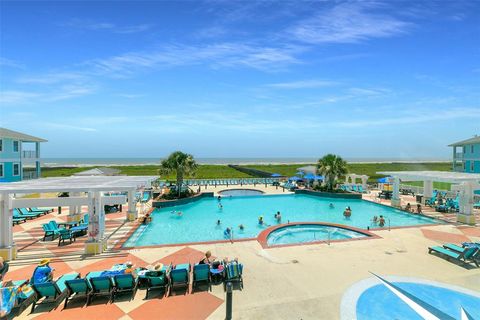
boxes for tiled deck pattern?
[4,187,480,319]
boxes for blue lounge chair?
[64,278,92,308]
[192,263,210,292]
[223,262,243,291]
[13,216,26,225]
[58,228,76,246]
[42,223,60,241]
[87,274,114,305]
[18,208,44,217]
[26,208,48,215]
[169,263,190,296]
[428,245,479,267]
[144,269,169,299]
[14,208,38,220]
[31,272,79,312]
[112,274,138,302]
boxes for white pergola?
[377,171,480,225]
[0,176,157,260]
[345,174,369,190]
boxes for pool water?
[123,194,440,247]
[266,224,368,246]
[218,189,264,196]
[356,282,480,319]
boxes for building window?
[13,141,19,152]
[471,161,475,172]
[13,163,20,176]
[0,163,3,177]
[463,146,466,153]
[472,145,475,153]
[0,139,2,152]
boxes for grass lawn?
[42,162,453,186]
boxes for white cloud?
[45,123,98,132]
[88,43,303,76]
[266,79,339,89]
[289,2,411,44]
[0,85,96,105]
[0,57,24,69]
[63,18,152,34]
[17,72,86,85]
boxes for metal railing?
[22,150,38,159]
[22,171,38,180]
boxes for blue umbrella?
[289,176,301,181]
[271,173,282,177]
[314,175,323,180]
[296,171,305,176]
[304,173,316,180]
[377,177,393,183]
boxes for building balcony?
[22,170,38,180]
[22,150,38,159]
[453,153,463,160]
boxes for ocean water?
[41,157,450,167]
[123,193,440,247]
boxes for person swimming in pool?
[329,203,334,209]
[239,224,244,231]
[217,195,222,202]
[343,207,351,218]
[372,215,378,224]
[224,227,231,238]
[217,219,221,225]
[258,216,264,225]
[276,212,282,223]
[177,211,183,216]
[218,203,223,210]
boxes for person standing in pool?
[343,207,351,218]
[379,215,385,227]
[218,202,223,210]
[224,227,231,238]
[217,195,222,202]
[239,224,244,231]
[258,216,264,225]
[329,203,334,209]
[217,219,221,225]
[276,212,282,223]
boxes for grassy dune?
[42,162,452,187]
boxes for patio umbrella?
[314,175,323,180]
[289,176,301,181]
[377,177,393,184]
[296,171,305,176]
[271,173,282,177]
[304,173,316,180]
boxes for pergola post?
[127,189,137,221]
[423,180,433,205]
[391,177,401,207]
[361,175,369,190]
[67,192,84,223]
[0,193,16,261]
[85,191,107,255]
[457,182,477,225]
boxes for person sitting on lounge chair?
[145,263,164,277]
[199,251,213,265]
[32,259,54,284]
[0,257,9,281]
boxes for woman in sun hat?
[32,259,54,284]
[145,263,164,277]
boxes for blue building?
[0,128,47,182]
[449,135,480,173]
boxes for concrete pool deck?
[5,185,480,319]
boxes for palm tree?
[316,154,348,191]
[159,151,198,197]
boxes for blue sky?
[0,0,479,159]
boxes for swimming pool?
[218,189,264,196]
[266,224,369,246]
[123,194,440,247]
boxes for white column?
[0,193,16,260]
[361,175,369,190]
[127,189,137,221]
[423,180,433,205]
[457,182,476,225]
[85,191,106,254]
[391,177,401,207]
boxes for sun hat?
[154,263,164,271]
[38,258,50,266]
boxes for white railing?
[454,152,463,160]
[22,150,38,159]
[22,171,38,180]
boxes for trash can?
[416,194,423,203]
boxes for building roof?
[0,128,47,142]
[74,167,121,176]
[297,165,317,174]
[448,135,480,147]
[0,176,157,193]
[377,171,480,183]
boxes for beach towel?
[0,286,18,317]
